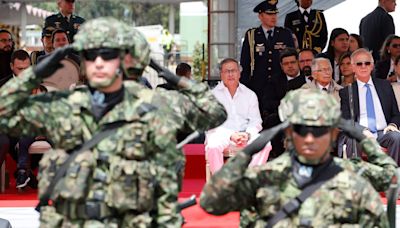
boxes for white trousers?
[205,133,271,175]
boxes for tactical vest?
[38,89,161,227]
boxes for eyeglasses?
[293,124,330,137]
[221,69,239,74]
[391,44,400,48]
[282,60,298,66]
[355,61,372,67]
[314,68,332,73]
[83,48,120,61]
[0,39,12,43]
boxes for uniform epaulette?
[246,27,258,32]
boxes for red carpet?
[0,145,239,227]
[3,144,396,227]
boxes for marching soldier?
[284,0,328,54]
[44,0,85,42]
[0,17,226,227]
[200,89,394,227]
[240,0,295,128]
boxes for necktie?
[308,76,313,82]
[303,11,309,22]
[365,84,377,133]
[65,16,69,23]
[267,30,273,42]
[322,88,328,92]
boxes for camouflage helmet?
[278,89,341,127]
[123,26,151,77]
[73,17,132,51]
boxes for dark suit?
[262,73,306,124]
[240,26,294,114]
[0,74,12,87]
[339,78,400,163]
[284,9,328,53]
[44,13,85,41]
[0,51,12,81]
[374,58,392,79]
[262,73,306,158]
[360,7,395,61]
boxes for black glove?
[33,45,74,79]
[149,59,181,86]
[243,121,289,156]
[337,118,366,142]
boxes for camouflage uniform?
[200,89,390,227]
[0,18,226,227]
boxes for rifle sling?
[35,121,127,212]
[265,162,343,228]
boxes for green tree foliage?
[192,42,208,82]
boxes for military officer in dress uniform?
[240,0,294,153]
[44,0,85,42]
[284,0,328,54]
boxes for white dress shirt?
[209,82,262,139]
[357,79,387,134]
[299,7,311,22]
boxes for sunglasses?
[391,44,400,48]
[355,61,372,67]
[293,124,330,137]
[83,48,120,61]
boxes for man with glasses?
[298,48,316,82]
[0,29,14,81]
[263,48,306,157]
[201,88,390,227]
[302,57,343,102]
[0,18,226,227]
[205,58,269,175]
[340,48,400,164]
[360,0,396,61]
[44,0,85,42]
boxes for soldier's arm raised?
[339,118,397,191]
[0,46,72,137]
[150,59,227,134]
[200,123,286,214]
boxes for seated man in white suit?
[205,58,271,175]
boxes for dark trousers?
[338,130,400,165]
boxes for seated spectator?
[302,57,343,102]
[205,58,270,174]
[262,48,305,157]
[339,48,400,163]
[0,29,14,85]
[339,52,355,86]
[38,29,81,90]
[318,28,350,84]
[348,34,363,53]
[374,35,400,82]
[0,49,49,189]
[30,26,55,65]
[391,55,400,110]
[0,49,30,86]
[298,48,316,82]
[157,62,191,90]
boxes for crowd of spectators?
[0,0,399,189]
